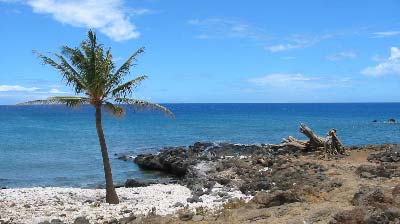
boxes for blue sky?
[0,0,400,104]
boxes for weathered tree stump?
[276,123,345,155]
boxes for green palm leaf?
[106,47,145,89]
[33,50,86,94]
[110,75,148,97]
[115,98,174,118]
[104,101,125,117]
[61,46,89,77]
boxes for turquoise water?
[1,103,399,188]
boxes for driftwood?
[274,123,345,155]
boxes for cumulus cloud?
[372,31,400,38]
[25,0,141,41]
[249,73,351,89]
[0,85,40,92]
[326,51,357,61]
[361,47,400,76]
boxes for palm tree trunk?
[95,105,119,204]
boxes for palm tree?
[19,30,173,204]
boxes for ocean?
[1,103,399,188]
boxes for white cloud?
[189,18,341,53]
[266,34,333,52]
[372,31,400,38]
[26,0,140,41]
[33,88,69,94]
[188,18,267,40]
[267,44,298,52]
[0,85,40,92]
[326,51,357,61]
[48,88,66,94]
[249,73,351,89]
[361,47,400,76]
[0,84,71,95]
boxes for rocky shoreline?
[1,141,400,224]
[119,141,400,223]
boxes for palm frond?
[53,53,87,92]
[33,50,86,94]
[18,96,89,108]
[61,46,88,75]
[110,75,147,98]
[106,47,145,88]
[104,102,125,117]
[115,98,174,118]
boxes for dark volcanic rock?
[187,195,203,203]
[329,208,366,224]
[50,219,65,224]
[178,210,194,221]
[364,214,390,224]
[116,154,134,161]
[388,118,396,123]
[331,185,400,224]
[133,142,271,178]
[173,202,184,207]
[393,184,400,196]
[393,184,400,204]
[38,220,66,224]
[129,142,337,198]
[73,217,90,224]
[250,190,301,208]
[269,160,334,194]
[125,179,152,188]
[239,178,272,195]
[134,147,190,176]
[356,164,400,179]
[352,186,391,207]
[367,145,400,163]
[383,207,400,220]
[190,142,214,152]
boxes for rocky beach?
[1,137,400,223]
[1,0,400,222]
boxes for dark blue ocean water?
[1,103,400,188]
